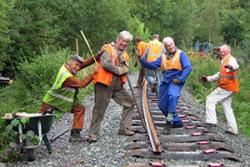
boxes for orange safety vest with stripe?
[93,43,129,86]
[160,49,183,71]
[218,55,239,93]
[137,41,148,57]
[147,40,164,62]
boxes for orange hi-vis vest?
[218,55,239,93]
[137,41,148,57]
[147,40,164,62]
[160,49,183,71]
[93,43,129,86]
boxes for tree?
[193,0,223,45]
[130,0,197,48]
[0,0,15,73]
[47,0,138,55]
[221,0,248,45]
[3,0,59,76]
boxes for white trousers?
[206,87,238,134]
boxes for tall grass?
[186,55,250,137]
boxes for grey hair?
[221,44,231,53]
[163,37,174,45]
[116,31,133,42]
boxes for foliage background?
[0,0,250,160]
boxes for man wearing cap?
[40,54,99,142]
[88,31,134,142]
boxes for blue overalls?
[140,48,192,126]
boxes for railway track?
[124,80,242,167]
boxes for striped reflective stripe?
[162,54,166,69]
[106,44,117,64]
[171,52,180,65]
[52,65,73,90]
[53,70,67,89]
[51,87,75,92]
[47,90,74,102]
[161,50,180,69]
[148,53,161,57]
[220,75,238,79]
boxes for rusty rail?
[141,80,162,153]
[125,75,242,166]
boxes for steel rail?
[125,77,242,166]
[141,79,162,153]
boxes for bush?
[0,47,96,161]
[0,48,70,114]
[186,56,218,102]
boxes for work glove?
[172,79,181,85]
[199,76,207,83]
[8,80,13,85]
[119,66,129,75]
[224,65,233,70]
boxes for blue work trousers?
[158,81,183,125]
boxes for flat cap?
[71,55,84,64]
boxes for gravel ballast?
[7,73,250,167]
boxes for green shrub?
[0,47,95,114]
[186,56,218,102]
[0,48,70,114]
[0,47,96,161]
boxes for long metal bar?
[126,74,147,131]
[142,80,162,153]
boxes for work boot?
[88,135,97,142]
[225,127,237,135]
[171,122,184,128]
[163,121,172,134]
[225,130,237,135]
[150,83,157,93]
[118,127,135,136]
[205,123,217,128]
[69,129,88,142]
[205,122,217,133]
